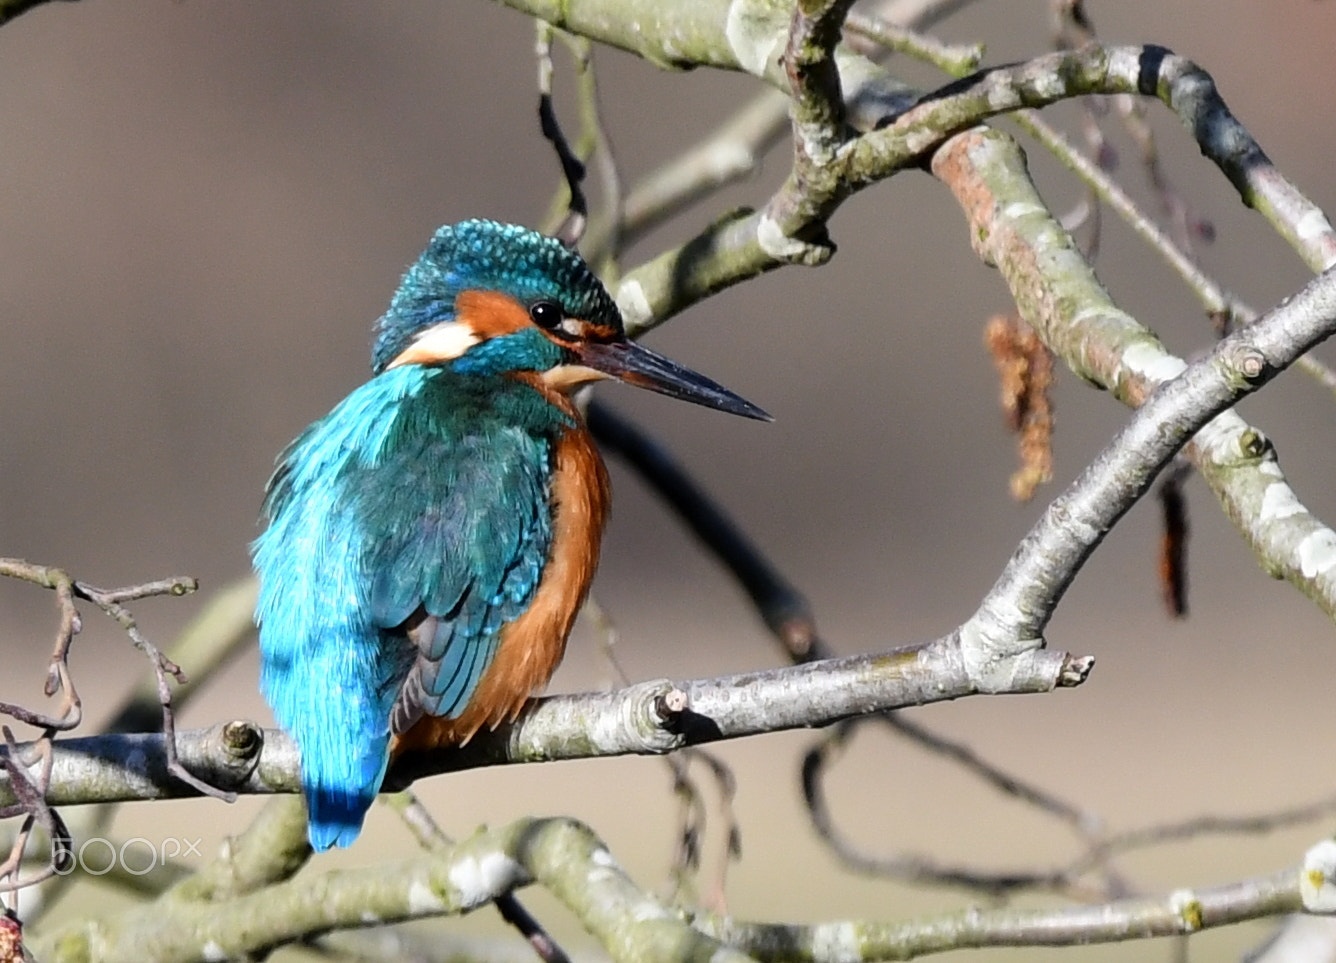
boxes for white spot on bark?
[725,0,782,78]
[1168,889,1201,931]
[615,279,653,331]
[1259,482,1304,521]
[408,878,446,914]
[757,215,810,260]
[1002,201,1045,220]
[631,900,671,922]
[1297,528,1336,578]
[1121,342,1186,385]
[811,921,861,963]
[1297,208,1334,241]
[986,84,1016,112]
[1303,839,1336,912]
[201,941,227,962]
[446,852,520,908]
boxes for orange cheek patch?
[456,289,532,338]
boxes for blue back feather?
[254,365,572,849]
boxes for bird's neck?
[377,365,583,445]
[503,370,587,428]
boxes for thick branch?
[614,43,1333,341]
[35,817,752,963]
[965,206,1336,665]
[35,810,1318,963]
[935,128,1336,630]
[5,639,1085,808]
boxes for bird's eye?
[529,300,564,330]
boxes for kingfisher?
[252,219,768,850]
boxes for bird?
[252,219,768,850]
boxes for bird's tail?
[305,781,379,851]
[301,730,390,851]
[259,642,394,851]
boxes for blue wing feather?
[253,365,565,849]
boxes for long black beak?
[575,339,771,421]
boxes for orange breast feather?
[393,396,610,755]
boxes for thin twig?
[1010,108,1336,399]
[801,719,1082,896]
[74,582,232,802]
[587,402,819,660]
[584,599,742,912]
[783,0,857,166]
[562,33,623,271]
[0,559,83,731]
[1051,0,1213,261]
[536,23,587,249]
[0,561,214,899]
[842,12,983,75]
[0,730,69,895]
[1065,792,1336,879]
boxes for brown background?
[2,1,1335,958]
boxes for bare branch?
[536,24,588,249]
[1011,108,1336,399]
[934,128,1336,630]
[1067,793,1336,877]
[874,0,982,26]
[843,12,983,75]
[619,91,789,245]
[612,43,1335,343]
[166,795,310,903]
[952,144,1336,665]
[7,632,1089,808]
[783,0,856,166]
[106,575,258,734]
[35,817,754,963]
[692,869,1302,961]
[801,719,1073,894]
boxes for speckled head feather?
[371,219,624,374]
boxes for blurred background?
[1,0,1335,958]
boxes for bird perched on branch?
[252,219,768,850]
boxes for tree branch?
[934,127,1336,626]
[692,869,1302,961]
[35,817,754,963]
[6,636,1087,808]
[37,807,1326,963]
